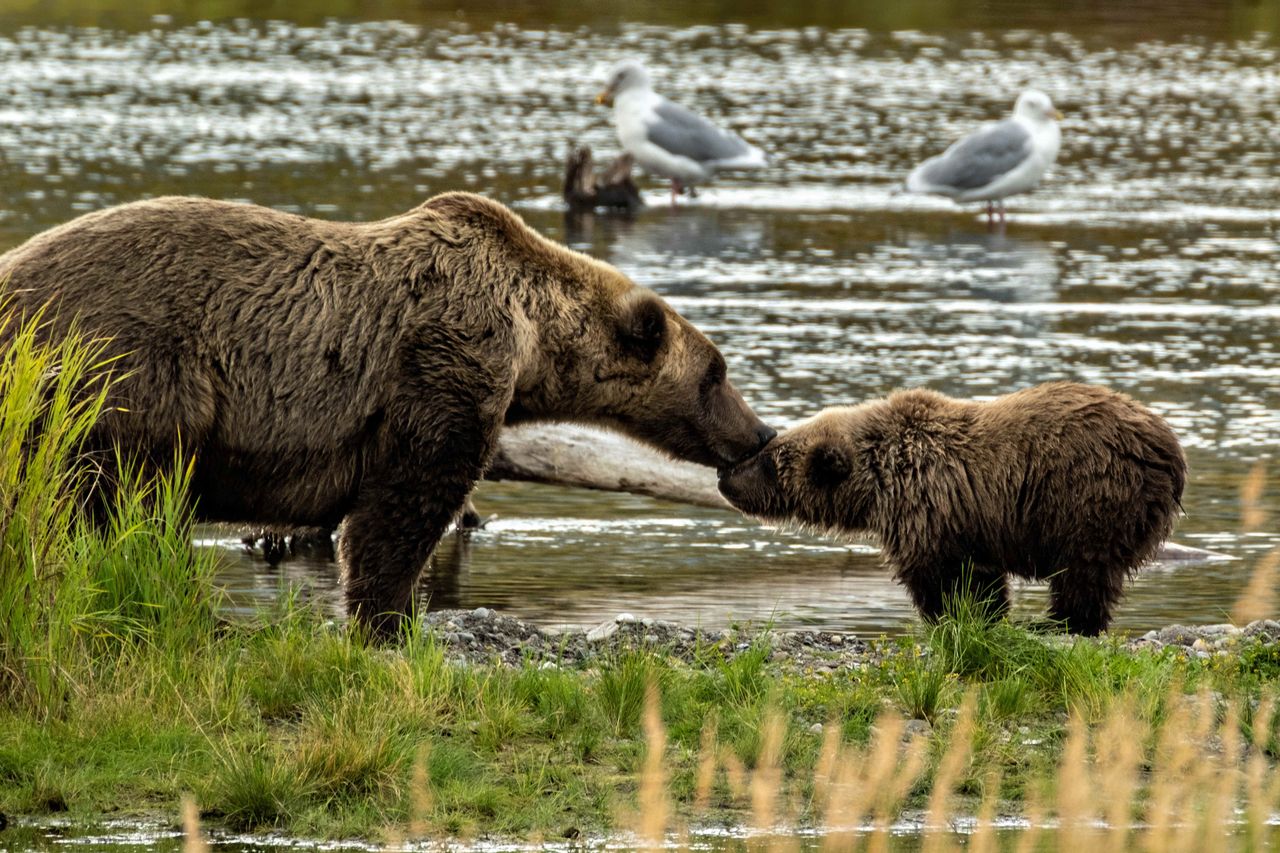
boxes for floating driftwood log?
[487,423,1227,565]
[562,146,645,212]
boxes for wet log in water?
[562,146,645,212]
[487,423,1227,565]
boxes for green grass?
[2,581,1277,839]
[1,305,1278,841]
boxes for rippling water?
[1,1,1277,635]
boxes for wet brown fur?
[719,382,1186,635]
[0,192,772,638]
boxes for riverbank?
[3,604,1279,846]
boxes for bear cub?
[718,382,1186,635]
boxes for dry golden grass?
[1240,461,1269,533]
[1233,460,1278,625]
[1233,548,1280,625]
[181,796,210,853]
[638,681,670,849]
[623,682,1280,851]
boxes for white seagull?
[905,89,1062,224]
[596,60,767,205]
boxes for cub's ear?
[617,290,668,362]
[808,444,851,488]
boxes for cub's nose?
[755,424,777,450]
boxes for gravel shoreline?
[421,608,1280,670]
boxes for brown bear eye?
[808,445,851,487]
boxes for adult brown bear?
[0,192,774,638]
[718,383,1185,635]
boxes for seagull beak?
[595,89,613,107]
[1052,108,1064,120]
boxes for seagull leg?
[999,202,1006,226]
[985,201,994,230]
[670,179,681,207]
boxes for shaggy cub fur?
[718,382,1185,635]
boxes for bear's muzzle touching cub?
[719,382,1186,635]
[0,191,774,639]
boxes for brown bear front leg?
[1047,569,1124,636]
[341,472,480,641]
[900,565,1011,624]
[340,421,489,642]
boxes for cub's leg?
[1047,568,1125,636]
[900,564,1011,624]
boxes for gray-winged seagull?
[596,60,767,205]
[905,89,1062,224]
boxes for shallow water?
[0,817,1017,852]
[1,1,1278,636]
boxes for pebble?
[903,719,932,739]
[586,621,619,642]
[471,607,493,620]
[808,722,824,734]
[1243,620,1280,640]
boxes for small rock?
[587,621,619,642]
[808,722,824,734]
[616,612,639,624]
[1192,638,1209,652]
[903,719,932,739]
[1157,625,1201,646]
[1198,624,1236,637]
[471,607,493,620]
[457,632,476,644]
[1243,620,1280,640]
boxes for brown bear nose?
[755,424,777,450]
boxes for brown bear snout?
[703,380,776,469]
[718,447,780,515]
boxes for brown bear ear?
[617,291,668,363]
[809,445,851,488]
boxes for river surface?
[1,0,1278,637]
